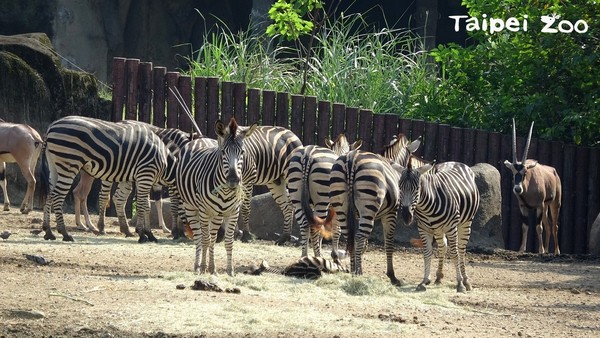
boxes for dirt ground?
[1,209,600,338]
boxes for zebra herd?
[4,114,508,293]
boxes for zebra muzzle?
[400,206,413,225]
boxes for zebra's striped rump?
[244,256,349,279]
[286,134,360,257]
[176,118,257,275]
[329,150,405,286]
[397,161,480,292]
[42,116,170,243]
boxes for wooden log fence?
[110,57,600,254]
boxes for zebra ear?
[215,120,227,138]
[239,123,258,138]
[407,136,422,153]
[351,139,363,150]
[391,162,405,175]
[324,137,334,148]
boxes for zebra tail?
[345,191,356,258]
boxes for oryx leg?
[548,201,561,255]
[0,162,9,211]
[518,204,530,252]
[16,152,39,214]
[73,171,98,232]
[535,206,545,254]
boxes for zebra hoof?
[274,233,291,246]
[3,204,9,211]
[241,231,255,243]
[146,230,158,242]
[416,284,427,292]
[457,285,466,293]
[62,235,74,242]
[44,233,56,241]
[20,208,30,214]
[138,233,148,243]
[390,277,405,287]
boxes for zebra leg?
[445,229,466,293]
[97,180,113,234]
[135,180,156,243]
[185,207,204,273]
[416,228,434,291]
[0,162,10,211]
[239,184,254,243]
[434,234,448,285]
[151,187,170,234]
[222,213,238,276]
[168,186,188,241]
[267,181,295,246]
[50,171,78,242]
[206,215,221,275]
[382,214,403,286]
[112,182,135,237]
[458,221,473,291]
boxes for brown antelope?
[0,120,43,214]
[504,119,562,255]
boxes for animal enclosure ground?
[1,209,600,338]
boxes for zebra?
[179,125,303,245]
[397,160,480,292]
[176,117,257,275]
[72,124,210,235]
[244,256,349,279]
[328,150,405,286]
[41,116,172,243]
[285,133,362,257]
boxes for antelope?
[0,120,43,214]
[503,119,562,255]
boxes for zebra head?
[396,161,433,225]
[215,118,257,189]
[382,133,422,166]
[503,119,537,195]
[324,133,363,156]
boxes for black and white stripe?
[286,133,361,257]
[398,161,480,292]
[329,150,405,286]
[41,116,171,243]
[176,118,256,275]
[245,256,349,279]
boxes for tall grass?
[186,11,441,117]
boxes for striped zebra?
[328,150,405,286]
[244,256,349,279]
[397,160,480,292]
[41,116,172,243]
[285,133,361,257]
[72,124,211,235]
[90,126,216,237]
[187,125,303,245]
[176,117,257,275]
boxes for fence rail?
[111,57,600,254]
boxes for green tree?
[430,0,599,146]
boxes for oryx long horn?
[512,118,517,163]
[169,86,203,136]
[522,121,534,163]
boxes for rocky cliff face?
[1,0,253,83]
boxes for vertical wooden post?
[462,128,476,166]
[221,81,234,123]
[246,88,261,125]
[152,66,166,128]
[290,95,304,141]
[165,72,179,129]
[194,77,208,136]
[331,103,345,138]
[411,119,425,158]
[423,122,438,161]
[177,75,192,132]
[303,96,317,145]
[383,114,399,146]
[346,107,360,143]
[125,58,140,121]
[316,101,330,147]
[357,109,373,151]
[371,114,386,155]
[276,92,289,128]
[473,130,489,164]
[233,83,247,124]
[262,90,276,126]
[111,57,127,121]
[137,62,153,124]
[206,77,220,137]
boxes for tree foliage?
[266,0,323,41]
[430,0,599,146]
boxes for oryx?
[504,119,562,255]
